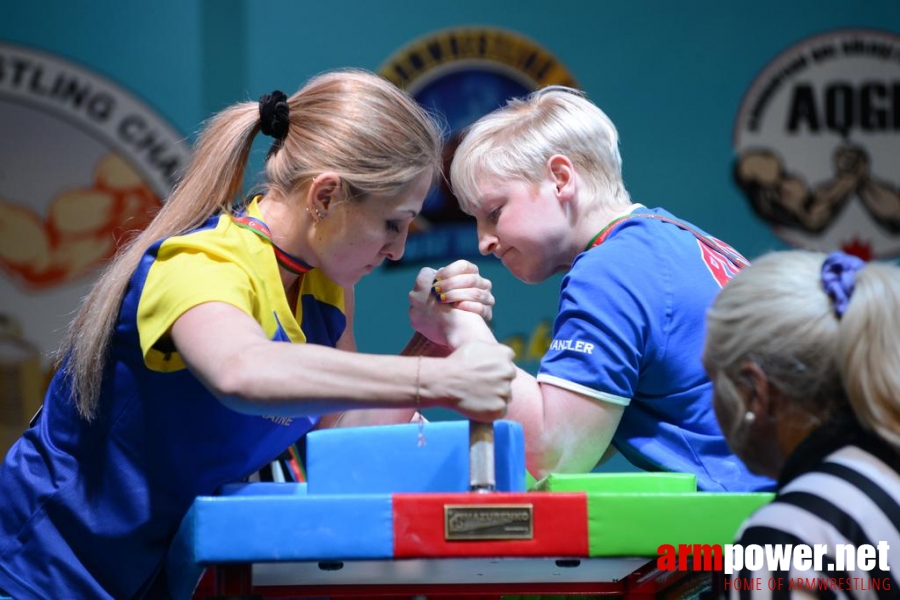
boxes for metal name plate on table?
[444,504,534,540]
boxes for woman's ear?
[308,172,342,216]
[738,360,774,420]
[547,154,576,200]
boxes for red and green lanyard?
[232,214,314,276]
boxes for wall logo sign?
[0,42,190,358]
[733,29,900,260]
[380,27,577,267]
[0,42,189,290]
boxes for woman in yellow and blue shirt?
[0,70,516,600]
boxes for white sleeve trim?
[536,374,632,406]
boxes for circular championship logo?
[733,29,900,260]
[0,42,190,367]
[380,27,578,267]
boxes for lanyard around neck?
[232,214,314,275]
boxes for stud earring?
[307,207,325,222]
[743,411,756,424]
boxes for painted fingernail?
[433,285,442,294]
[440,293,448,302]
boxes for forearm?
[199,341,431,417]
[444,312,498,349]
[174,302,514,424]
[317,333,447,428]
[505,374,619,479]
[504,368,565,478]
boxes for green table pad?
[533,472,697,493]
[585,492,774,556]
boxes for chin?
[512,265,554,285]
[322,268,359,287]
[507,266,532,284]
[516,274,544,285]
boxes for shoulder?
[735,490,832,547]
[301,269,346,312]
[568,208,684,290]
[143,216,274,291]
[575,208,699,264]
[742,444,900,546]
[156,214,250,259]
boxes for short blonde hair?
[450,86,629,213]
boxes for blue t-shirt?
[537,206,774,492]
[0,200,347,599]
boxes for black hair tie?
[259,90,290,141]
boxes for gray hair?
[704,250,900,450]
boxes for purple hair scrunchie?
[821,251,866,318]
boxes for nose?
[477,222,498,256]
[382,230,408,261]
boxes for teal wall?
[2,0,898,360]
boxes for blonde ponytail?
[59,102,263,419]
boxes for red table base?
[192,558,717,599]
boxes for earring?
[743,411,756,424]
[306,207,325,222]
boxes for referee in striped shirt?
[703,250,900,599]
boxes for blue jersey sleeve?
[537,236,666,406]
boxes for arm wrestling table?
[165,421,772,599]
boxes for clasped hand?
[408,259,496,348]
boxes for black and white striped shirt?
[729,414,900,599]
